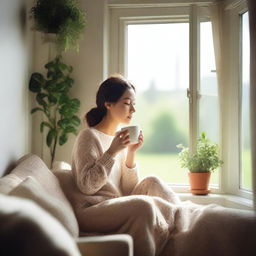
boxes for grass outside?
[136,151,252,190]
[136,152,219,185]
[241,150,252,190]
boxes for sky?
[127,16,250,92]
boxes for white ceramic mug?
[121,125,140,144]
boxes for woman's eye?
[124,103,130,105]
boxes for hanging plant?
[29,55,81,168]
[31,0,86,51]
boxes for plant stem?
[50,134,58,169]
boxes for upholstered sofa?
[0,154,133,256]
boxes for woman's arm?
[72,130,115,195]
[121,131,144,195]
[72,129,132,195]
[125,131,144,168]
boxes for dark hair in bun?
[85,74,135,127]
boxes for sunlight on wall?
[0,0,33,175]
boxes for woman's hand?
[125,131,144,168]
[107,130,130,157]
[128,131,144,153]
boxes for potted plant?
[29,55,81,168]
[177,132,223,195]
[30,0,86,51]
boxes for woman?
[71,75,180,256]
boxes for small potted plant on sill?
[177,132,223,195]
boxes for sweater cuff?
[98,152,115,174]
[124,163,137,172]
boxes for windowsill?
[177,192,254,211]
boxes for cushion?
[7,154,79,228]
[0,173,23,194]
[10,154,61,193]
[52,161,72,172]
[9,176,79,238]
[54,170,91,209]
[0,193,80,256]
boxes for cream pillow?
[0,193,80,256]
[9,176,79,237]
[0,173,23,194]
[52,161,72,172]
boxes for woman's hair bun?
[85,107,106,127]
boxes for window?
[240,11,252,191]
[199,21,219,185]
[127,23,189,184]
[108,4,221,191]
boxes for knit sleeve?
[120,151,139,195]
[72,129,115,195]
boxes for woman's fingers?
[116,130,130,145]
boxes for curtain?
[248,0,256,211]
[210,3,225,188]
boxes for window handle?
[187,88,192,103]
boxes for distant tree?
[142,110,187,153]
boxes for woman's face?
[106,88,136,124]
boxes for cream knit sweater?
[71,128,139,206]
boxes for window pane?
[127,23,189,184]
[199,21,219,185]
[241,12,252,190]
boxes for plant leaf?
[71,115,81,126]
[36,93,47,107]
[29,73,44,92]
[48,94,57,104]
[31,107,44,114]
[64,126,77,134]
[59,133,68,146]
[57,118,69,129]
[59,94,69,105]
[46,129,57,147]
[40,121,52,133]
[45,60,55,70]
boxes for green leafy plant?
[29,55,81,168]
[31,0,86,51]
[177,132,223,172]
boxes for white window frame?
[223,0,252,200]
[108,2,220,194]
[107,1,253,199]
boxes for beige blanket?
[56,170,256,256]
[161,201,256,256]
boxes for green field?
[136,152,252,190]
[241,150,252,190]
[136,152,219,185]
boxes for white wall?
[0,0,33,176]
[32,0,107,166]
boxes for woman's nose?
[130,105,136,113]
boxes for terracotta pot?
[188,172,211,195]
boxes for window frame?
[239,9,251,193]
[107,1,253,195]
[224,0,252,200]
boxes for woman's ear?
[105,102,112,110]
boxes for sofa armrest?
[75,234,133,256]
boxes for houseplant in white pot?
[177,132,223,195]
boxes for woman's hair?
[85,75,135,127]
